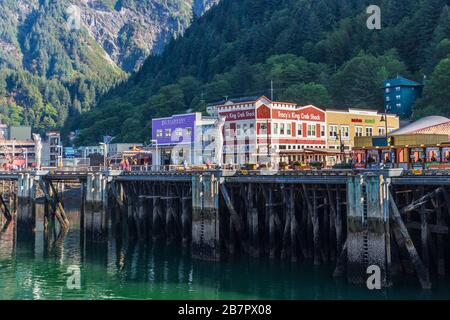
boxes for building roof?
[383,76,423,88]
[390,116,450,135]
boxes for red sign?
[220,109,256,121]
[351,118,363,123]
[272,106,325,122]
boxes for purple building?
[151,113,216,165]
[152,113,197,146]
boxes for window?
[396,87,401,92]
[329,125,338,139]
[396,95,401,100]
[225,123,231,137]
[185,127,192,136]
[237,124,242,136]
[385,88,390,93]
[165,129,171,137]
[273,123,278,134]
[386,96,390,102]
[388,127,394,133]
[321,125,326,137]
[260,123,268,135]
[307,124,316,137]
[174,128,182,137]
[355,127,363,137]
[242,123,248,135]
[249,123,255,134]
[366,127,373,137]
[286,123,292,135]
[156,129,163,137]
[396,103,401,108]
[280,123,285,135]
[378,127,386,136]
[341,126,349,140]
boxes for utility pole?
[270,80,274,101]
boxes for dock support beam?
[192,174,220,261]
[85,173,108,242]
[346,175,389,287]
[16,174,36,233]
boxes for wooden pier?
[1,169,449,289]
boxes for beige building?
[325,108,400,165]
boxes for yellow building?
[325,108,399,164]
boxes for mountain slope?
[76,0,450,144]
[0,0,218,133]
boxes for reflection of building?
[152,113,216,166]
[42,132,62,167]
[208,96,329,165]
[383,76,423,118]
[325,108,399,165]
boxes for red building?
[207,96,328,165]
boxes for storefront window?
[443,148,450,162]
[426,147,440,162]
[411,148,425,163]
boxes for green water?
[0,204,449,300]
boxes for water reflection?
[0,201,449,300]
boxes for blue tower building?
[383,76,423,118]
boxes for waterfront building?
[0,125,35,168]
[353,115,450,169]
[207,96,329,165]
[42,131,62,167]
[107,143,143,157]
[325,108,400,165]
[151,112,216,166]
[77,145,104,158]
[383,76,423,118]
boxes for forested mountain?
[0,0,218,133]
[75,0,450,144]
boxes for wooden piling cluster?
[108,178,194,249]
[3,170,450,289]
[218,181,346,265]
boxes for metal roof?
[383,76,423,88]
[391,116,450,135]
